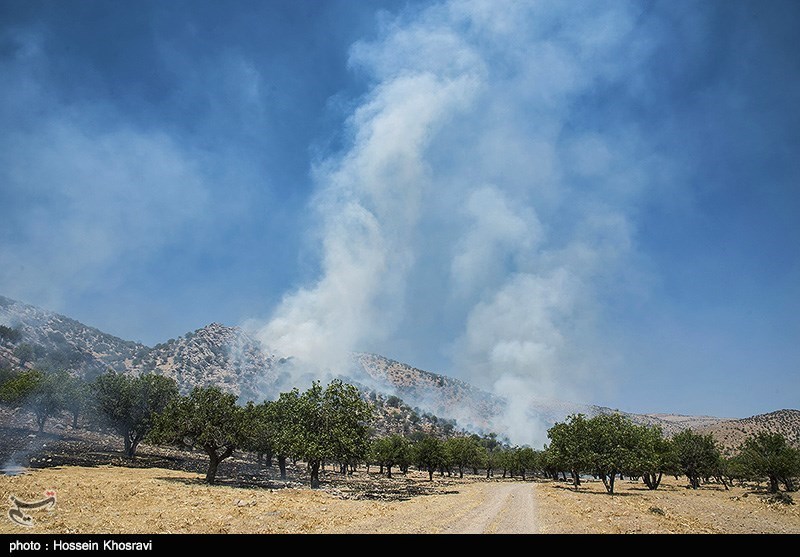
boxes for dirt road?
[441,482,538,534]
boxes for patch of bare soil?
[534,476,800,534]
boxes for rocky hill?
[0,295,144,378]
[129,323,279,401]
[0,296,279,401]
[694,409,800,453]
[1,294,797,447]
[352,352,701,437]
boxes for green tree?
[737,432,799,493]
[0,325,22,343]
[279,380,373,489]
[444,436,482,478]
[0,369,44,406]
[151,386,249,484]
[547,414,592,490]
[62,374,89,429]
[672,429,722,489]
[584,413,641,494]
[515,446,538,481]
[242,400,277,468]
[268,390,300,480]
[371,435,412,478]
[414,435,446,481]
[29,371,69,433]
[634,425,674,490]
[93,372,178,457]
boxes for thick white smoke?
[258,0,661,445]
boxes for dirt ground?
[1,409,798,535]
[1,465,798,534]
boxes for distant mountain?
[129,322,279,401]
[694,409,800,454]
[1,294,797,448]
[0,295,279,400]
[0,295,144,378]
[352,352,705,437]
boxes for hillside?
[130,323,280,401]
[0,296,279,401]
[1,294,798,447]
[0,295,144,378]
[695,409,800,453]
[353,352,695,437]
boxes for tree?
[633,425,674,490]
[242,400,277,468]
[515,447,538,481]
[0,369,44,406]
[93,372,178,457]
[269,390,300,480]
[61,374,89,429]
[414,435,446,481]
[737,432,799,493]
[0,325,22,344]
[279,380,373,489]
[371,435,412,478]
[547,414,592,490]
[672,430,722,489]
[445,437,482,478]
[151,386,249,484]
[584,413,643,494]
[29,371,69,433]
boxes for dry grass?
[2,466,798,535]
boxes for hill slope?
[1,295,797,447]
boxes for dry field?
[1,465,798,535]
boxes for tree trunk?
[206,454,220,484]
[72,411,79,429]
[37,414,45,433]
[386,464,392,479]
[571,470,581,491]
[310,461,321,489]
[473,467,478,475]
[379,464,384,474]
[601,472,616,494]
[458,465,463,479]
[521,469,526,481]
[204,445,234,484]
[278,455,287,480]
[128,437,141,458]
[428,467,434,481]
[123,434,132,457]
[265,450,273,467]
[769,475,779,494]
[486,468,491,479]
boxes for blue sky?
[1,0,798,422]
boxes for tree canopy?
[93,371,178,457]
